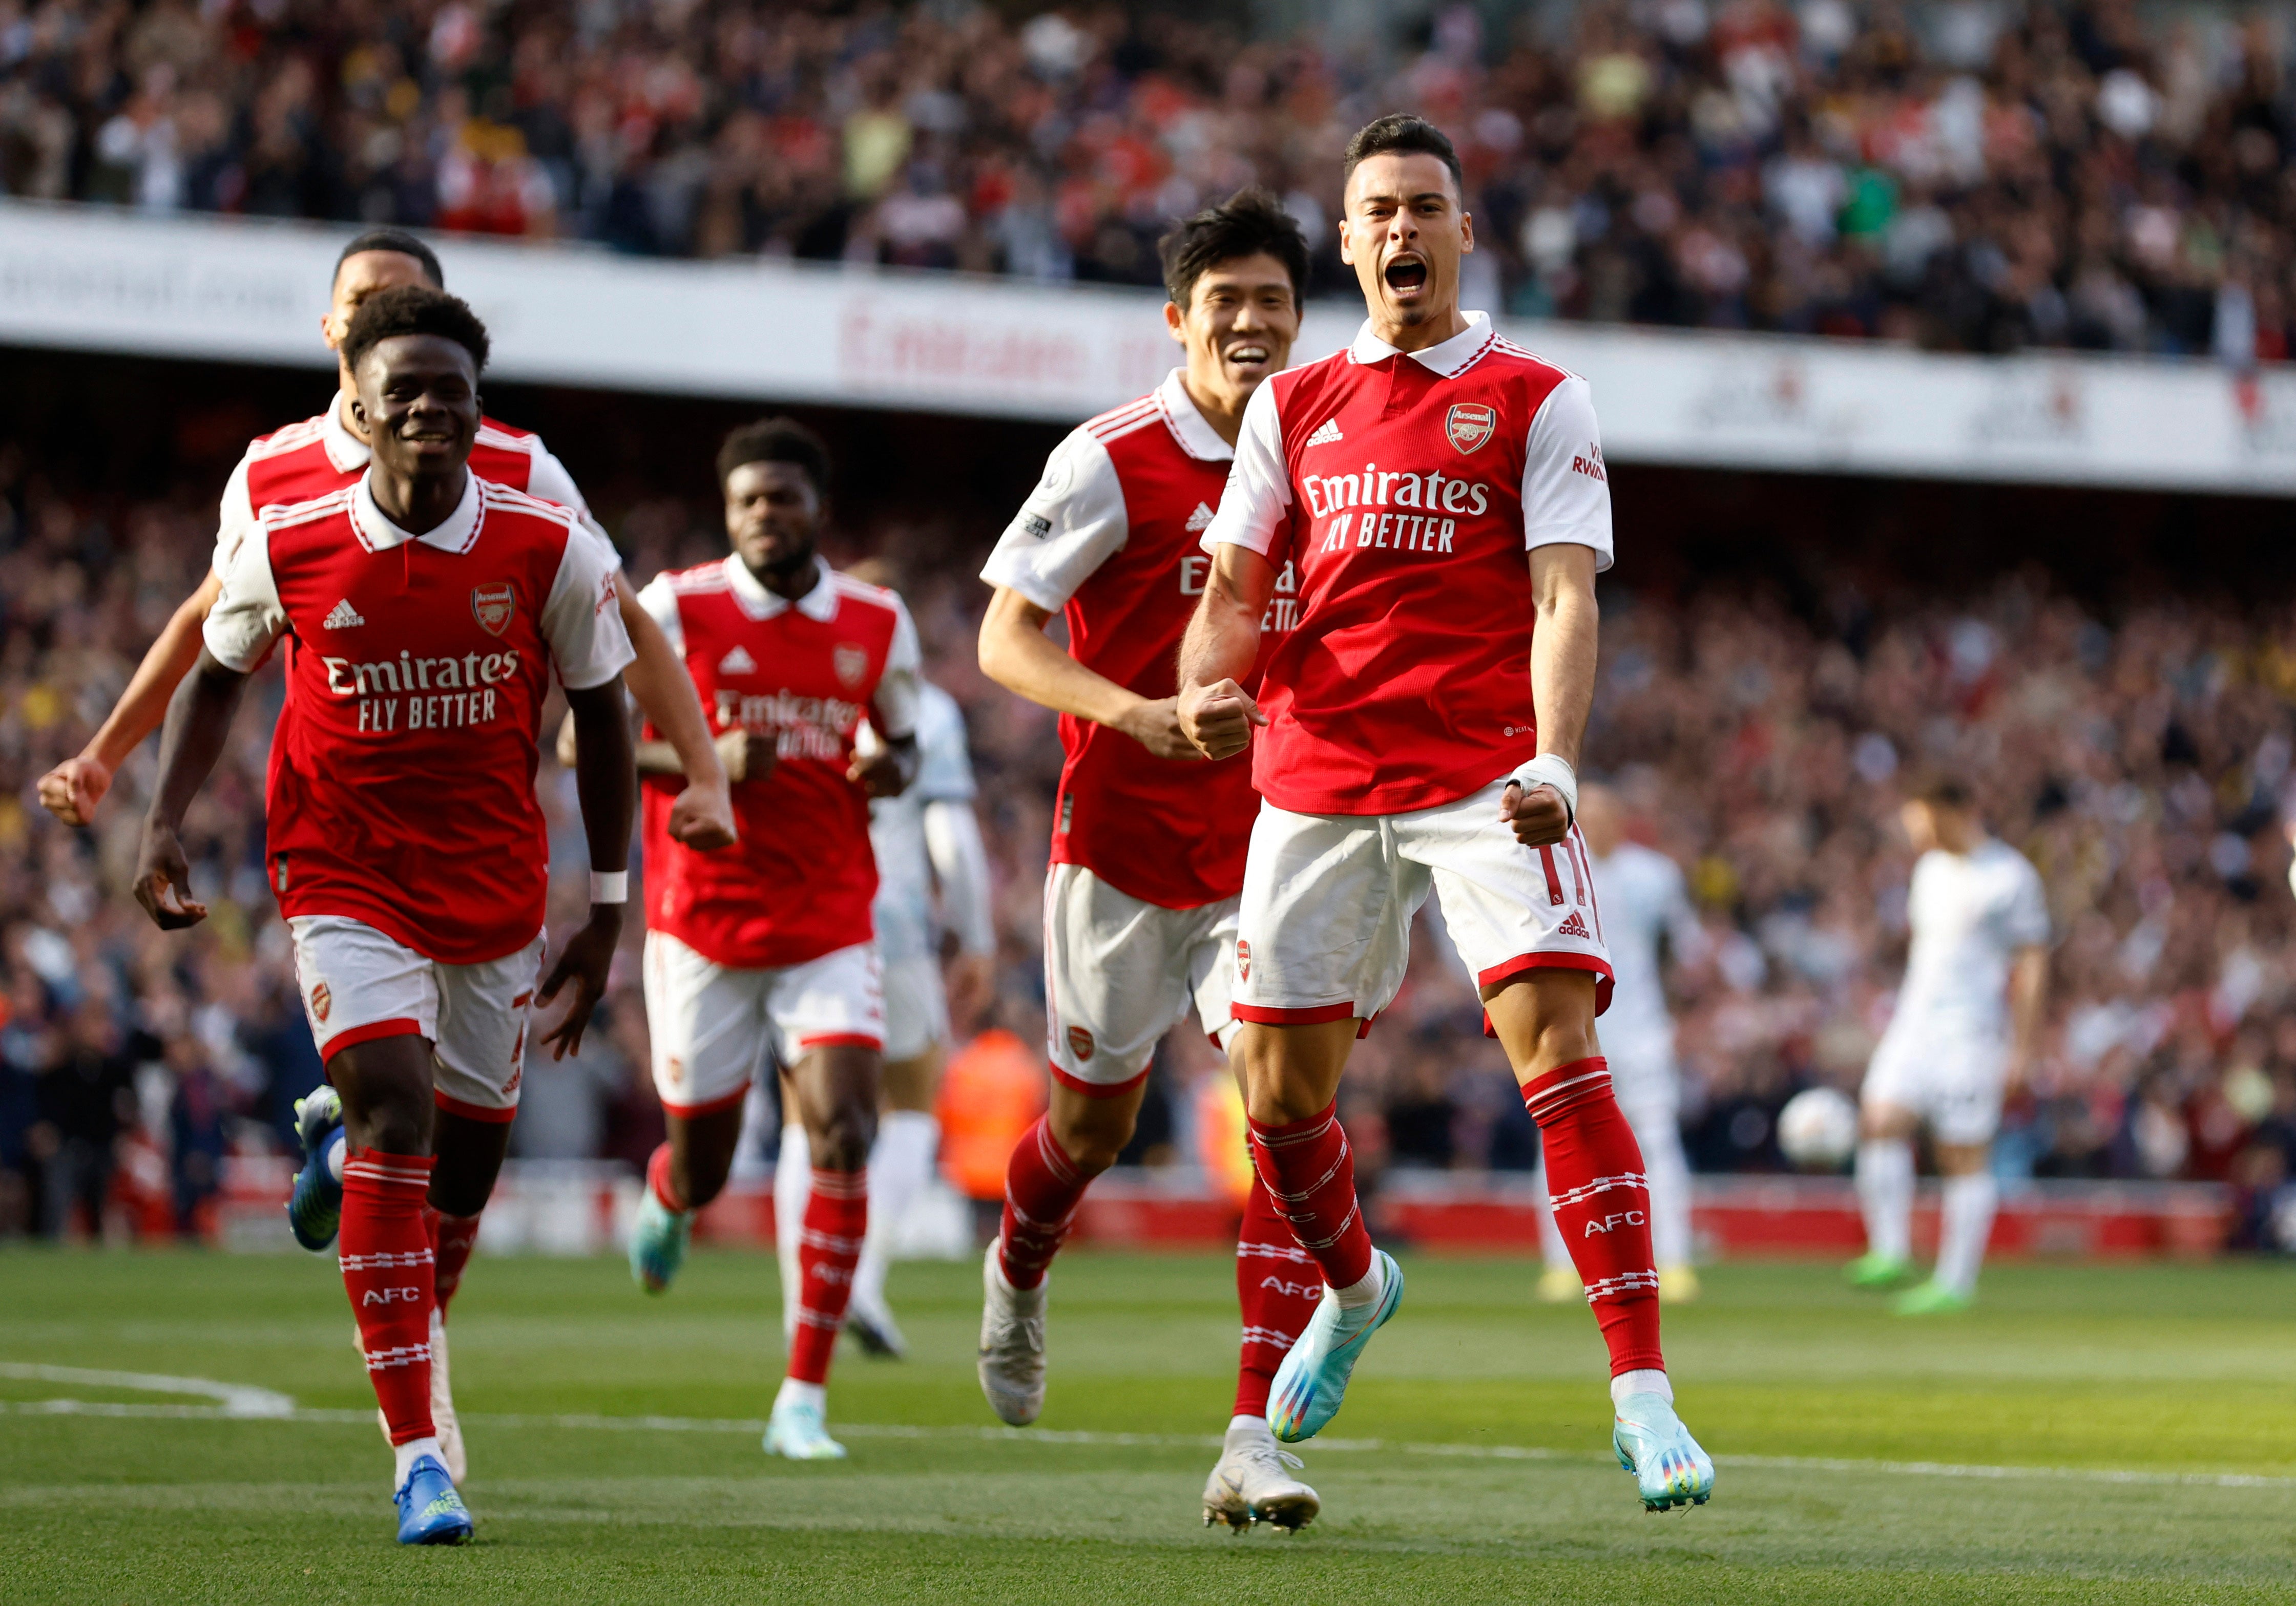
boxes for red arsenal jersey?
[637,556,922,969]
[214,396,609,572]
[982,370,1293,910]
[202,473,634,964]
[1202,313,1613,817]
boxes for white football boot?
[365,1308,466,1483]
[1613,1390,1715,1512]
[764,1381,848,1461]
[1201,1417,1320,1533]
[975,1242,1047,1426]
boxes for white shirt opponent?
[1202,310,1614,570]
[1589,842,1703,1056]
[203,471,633,690]
[1889,838,2051,1042]
[866,682,992,963]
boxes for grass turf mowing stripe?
[10,1394,2292,1492]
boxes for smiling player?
[1176,117,1714,1512]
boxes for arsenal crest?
[1236,939,1251,982]
[833,643,868,688]
[471,582,517,637]
[1067,1026,1095,1062]
[1445,403,1497,455]
[309,981,331,1023]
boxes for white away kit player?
[1532,783,1705,1304]
[1848,775,2049,1314]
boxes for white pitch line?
[3,1393,2289,1493]
[0,1363,294,1418]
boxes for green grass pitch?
[5,1248,2296,1603]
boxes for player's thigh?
[641,930,774,1119]
[1233,804,1410,1026]
[431,928,549,1128]
[1860,1034,1932,1136]
[764,941,886,1066]
[879,953,948,1067]
[1043,864,1196,1092]
[287,915,440,1065]
[1928,1037,2009,1150]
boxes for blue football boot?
[287,1086,346,1252]
[394,1452,474,1545]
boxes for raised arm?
[617,588,735,849]
[133,647,251,929]
[41,569,224,826]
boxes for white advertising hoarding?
[3,199,2291,495]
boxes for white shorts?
[642,932,885,1117]
[881,954,950,1063]
[1233,780,1613,1031]
[1862,1028,2007,1147]
[1044,863,1238,1093]
[287,915,546,1125]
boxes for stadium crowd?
[6,0,2296,360]
[6,432,2296,1243]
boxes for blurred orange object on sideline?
[935,1028,1047,1199]
[1193,1070,1254,1210]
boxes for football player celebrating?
[773,557,995,1362]
[1848,776,2049,1313]
[38,229,730,1483]
[621,419,920,1462]
[131,286,636,1545]
[1177,117,1715,1512]
[973,189,1322,1530]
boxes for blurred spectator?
[36,997,148,1240]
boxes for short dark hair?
[718,417,831,497]
[341,285,490,378]
[1913,774,1974,810]
[1342,114,1465,198]
[335,228,444,290]
[1159,187,1311,310]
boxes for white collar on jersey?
[322,392,372,474]
[723,553,841,622]
[1347,309,1496,376]
[351,469,485,555]
[1155,369,1235,463]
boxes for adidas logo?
[1184,501,1216,533]
[1305,418,1344,447]
[1557,911,1592,940]
[718,645,757,674]
[322,599,365,629]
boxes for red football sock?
[341,1150,437,1445]
[424,1206,483,1320]
[1234,1168,1322,1418]
[646,1142,687,1213]
[787,1169,867,1386]
[996,1116,1093,1291]
[1523,1058,1664,1376]
[1246,1102,1373,1291]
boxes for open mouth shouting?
[1384,255,1430,295]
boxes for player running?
[620,419,920,1461]
[1176,116,1713,1513]
[1848,776,2049,1314]
[36,228,729,1484]
[1532,783,1704,1304]
[775,557,995,1361]
[130,286,636,1544]
[973,188,1322,1531]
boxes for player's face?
[324,251,435,354]
[1339,152,1473,332]
[1901,800,1939,855]
[353,334,479,482]
[1171,252,1301,397]
[724,460,821,576]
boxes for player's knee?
[808,1102,878,1172]
[1047,1105,1131,1174]
[676,1149,733,1209]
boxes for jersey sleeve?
[1521,374,1614,573]
[539,521,636,691]
[210,454,257,577]
[913,688,977,802]
[1201,378,1290,558]
[634,573,684,658]
[2003,855,2051,947]
[870,596,923,741]
[201,519,286,672]
[527,446,623,573]
[978,428,1128,610]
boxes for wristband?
[1507,755,1578,829]
[589,871,629,905]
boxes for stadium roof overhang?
[4,198,2292,497]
